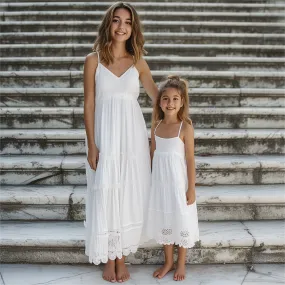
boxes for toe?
[153,270,159,277]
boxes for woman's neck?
[111,42,128,59]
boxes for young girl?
[145,76,199,281]
[84,2,157,283]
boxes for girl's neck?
[162,115,180,125]
[111,42,128,59]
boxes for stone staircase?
[0,0,284,265]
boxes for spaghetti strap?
[97,51,100,63]
[154,120,162,135]
[178,121,183,137]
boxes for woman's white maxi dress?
[145,121,199,248]
[84,53,151,265]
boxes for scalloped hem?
[152,238,200,249]
[87,245,139,265]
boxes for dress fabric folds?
[84,54,151,265]
[145,121,199,248]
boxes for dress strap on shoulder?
[154,120,162,135]
[178,121,183,137]
[97,51,100,63]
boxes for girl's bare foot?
[116,258,130,283]
[102,259,116,283]
[173,263,186,281]
[153,263,175,279]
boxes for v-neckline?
[99,63,134,79]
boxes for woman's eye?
[112,19,119,23]
[126,22,131,25]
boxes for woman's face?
[110,8,132,43]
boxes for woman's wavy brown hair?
[152,75,192,126]
[93,2,146,65]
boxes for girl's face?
[159,88,183,117]
[110,8,132,43]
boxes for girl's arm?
[84,52,99,170]
[183,122,196,205]
[136,58,158,101]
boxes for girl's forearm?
[187,158,196,192]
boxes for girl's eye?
[126,22,132,25]
[112,19,119,23]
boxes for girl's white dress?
[145,120,199,248]
[84,53,151,265]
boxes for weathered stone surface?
[1,106,284,129]
[2,2,284,13]
[1,129,284,155]
[1,11,285,23]
[1,70,284,89]
[0,221,283,264]
[0,0,284,267]
[1,87,284,108]
[1,155,284,185]
[2,56,285,71]
[2,43,284,57]
[1,185,284,221]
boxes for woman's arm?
[136,58,158,102]
[84,52,99,170]
[183,122,196,205]
[150,121,157,167]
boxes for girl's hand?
[186,190,196,205]
[87,145,99,170]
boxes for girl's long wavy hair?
[152,75,192,126]
[93,2,146,65]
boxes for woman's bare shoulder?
[85,52,98,66]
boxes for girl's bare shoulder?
[181,120,194,137]
[152,120,161,130]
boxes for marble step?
[1,129,284,155]
[1,107,284,129]
[1,88,284,108]
[2,43,284,57]
[0,220,284,263]
[2,2,285,12]
[0,155,284,185]
[4,0,285,3]
[1,11,284,22]
[2,21,285,34]
[1,32,284,45]
[1,185,284,221]
[2,56,285,72]
[0,264,284,285]
[1,70,284,89]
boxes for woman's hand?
[186,189,196,205]
[87,145,99,171]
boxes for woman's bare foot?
[173,263,186,281]
[116,258,130,283]
[153,263,175,279]
[102,259,116,283]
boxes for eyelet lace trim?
[155,228,198,249]
[85,228,140,265]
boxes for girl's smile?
[160,87,183,116]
